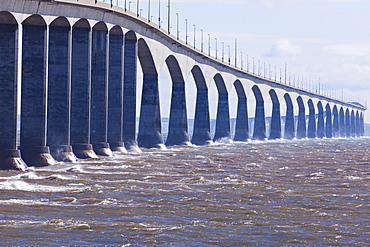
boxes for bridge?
[0,0,366,170]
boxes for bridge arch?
[268,89,281,139]
[165,55,190,146]
[191,65,211,145]
[307,99,316,138]
[252,85,266,140]
[137,38,163,148]
[233,80,249,141]
[0,11,18,24]
[296,96,306,139]
[213,73,230,141]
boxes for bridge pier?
[284,95,295,139]
[90,24,113,156]
[345,109,351,137]
[0,20,27,170]
[332,107,339,138]
[47,20,77,162]
[296,97,306,139]
[325,105,333,138]
[165,56,190,146]
[269,95,281,140]
[351,111,356,137]
[213,75,230,142]
[307,100,316,138]
[234,94,249,141]
[122,32,140,152]
[339,108,346,137]
[317,103,325,138]
[20,17,55,167]
[70,21,98,159]
[191,67,212,145]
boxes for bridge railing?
[93,0,366,109]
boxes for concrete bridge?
[0,0,366,170]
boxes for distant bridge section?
[0,0,366,170]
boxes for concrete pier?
[234,81,249,141]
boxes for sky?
[112,0,370,122]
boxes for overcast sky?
[114,0,370,121]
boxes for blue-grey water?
[1,138,370,246]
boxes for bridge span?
[0,0,366,170]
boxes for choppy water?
[1,138,370,246]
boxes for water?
[1,138,370,246]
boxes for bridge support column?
[284,96,295,139]
[351,111,356,137]
[253,100,266,140]
[0,23,27,170]
[122,34,139,152]
[70,23,98,159]
[20,20,55,167]
[234,97,249,141]
[138,74,164,148]
[214,93,231,141]
[317,104,325,138]
[307,101,316,138]
[269,101,281,139]
[192,89,212,145]
[47,23,77,162]
[91,26,113,156]
[166,82,190,146]
[339,109,345,137]
[325,106,332,138]
[107,29,126,153]
[345,110,351,137]
[296,100,306,139]
[333,108,340,138]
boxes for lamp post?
[158,0,161,28]
[193,24,196,48]
[215,38,217,59]
[167,0,170,34]
[201,29,203,52]
[125,0,127,11]
[129,1,131,11]
[185,19,188,44]
[137,0,139,16]
[148,0,150,21]
[176,13,179,39]
[208,34,210,56]
[222,42,224,62]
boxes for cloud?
[266,38,302,57]
[324,43,370,58]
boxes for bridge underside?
[0,4,366,170]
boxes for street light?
[222,42,224,62]
[193,24,196,48]
[158,0,161,28]
[129,1,131,11]
[208,33,210,56]
[125,0,127,11]
[167,0,170,34]
[176,13,179,39]
[148,0,151,21]
[137,0,139,16]
[215,38,217,59]
[201,29,203,52]
[185,19,188,44]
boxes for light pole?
[125,0,127,11]
[208,34,210,56]
[228,45,231,65]
[176,13,179,39]
[185,19,188,44]
[215,38,217,59]
[234,39,237,67]
[193,24,196,48]
[201,29,203,52]
[167,0,170,34]
[148,0,150,21]
[158,0,161,28]
[129,1,131,11]
[241,52,243,70]
[137,0,139,16]
[247,54,249,72]
[222,42,224,62]
[253,57,255,74]
[140,8,143,16]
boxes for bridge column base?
[0,150,28,171]
[20,146,56,167]
[72,144,99,159]
[124,140,142,153]
[50,145,78,163]
[93,142,114,157]
[110,141,128,154]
